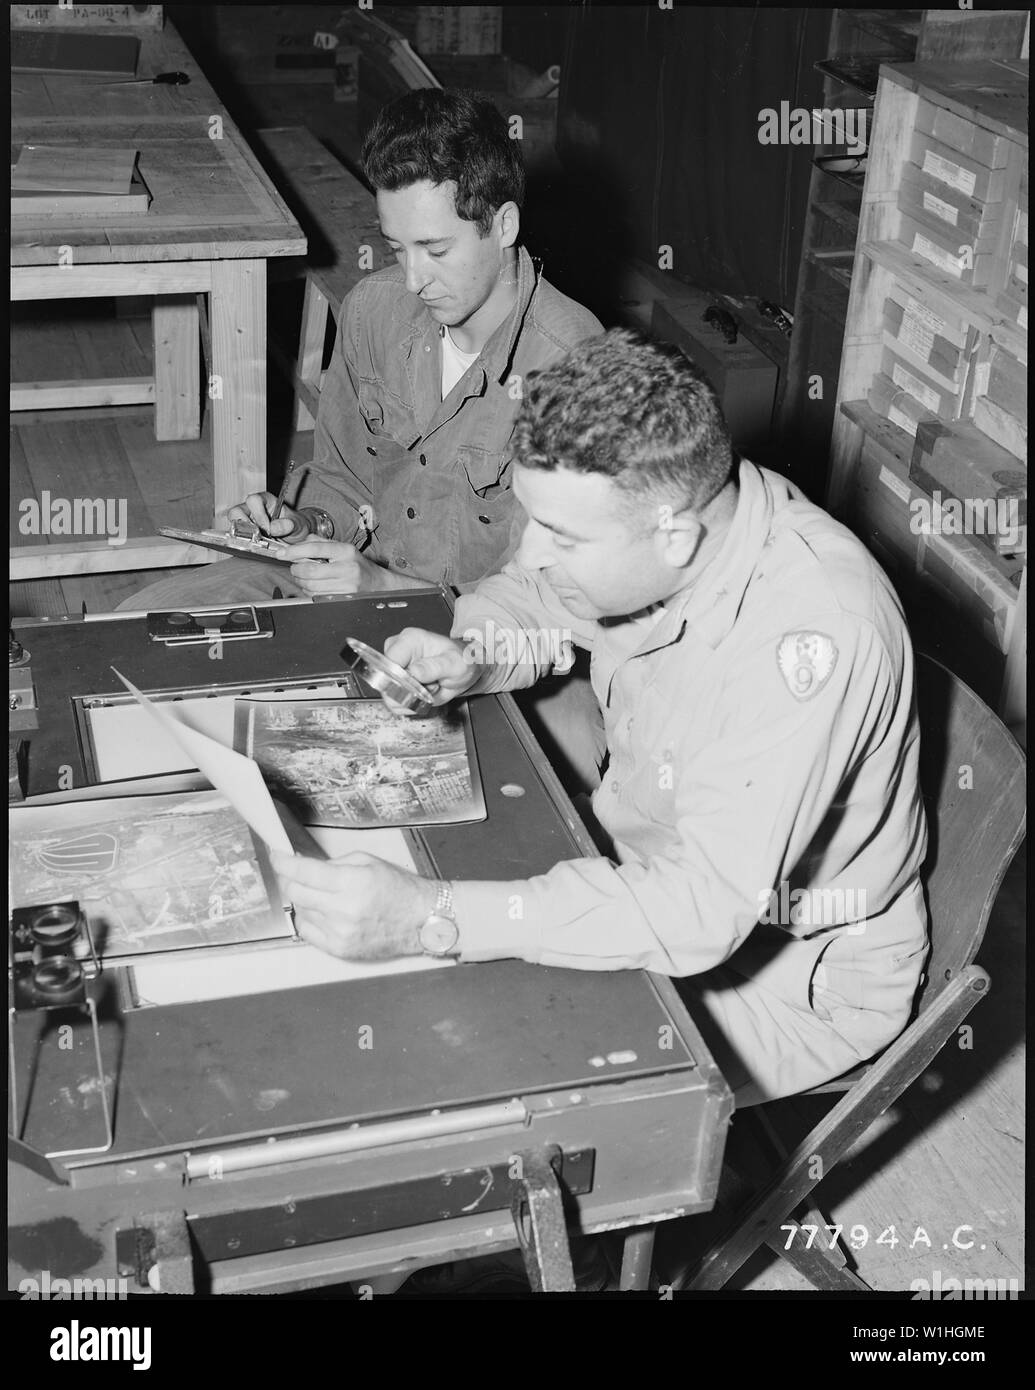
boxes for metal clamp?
[116,1210,195,1295]
[510,1146,576,1292]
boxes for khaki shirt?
[449,461,928,1045]
[297,246,602,587]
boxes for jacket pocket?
[458,444,510,496]
[358,386,418,448]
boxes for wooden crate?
[829,59,1028,732]
[424,53,558,172]
[416,6,502,56]
[840,404,1015,709]
[210,5,346,86]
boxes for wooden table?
[10,22,307,579]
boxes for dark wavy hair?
[513,329,734,509]
[362,88,525,235]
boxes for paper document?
[111,668,294,856]
[86,684,352,782]
[128,940,453,1007]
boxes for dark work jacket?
[298,246,602,587]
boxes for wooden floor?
[10,296,301,617]
[716,849,1025,1292]
[8,103,1025,1298]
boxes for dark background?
[169,4,833,313]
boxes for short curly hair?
[513,329,733,510]
[362,88,525,236]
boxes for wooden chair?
[679,653,1027,1291]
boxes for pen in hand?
[268,460,334,569]
[268,457,301,529]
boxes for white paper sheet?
[111,668,294,856]
[88,696,237,780]
[120,819,435,1003]
[87,684,352,783]
[306,824,418,872]
[127,938,453,1007]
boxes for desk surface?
[10,22,306,265]
[15,962,700,1163]
[8,596,732,1286]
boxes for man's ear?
[655,507,703,571]
[496,201,520,249]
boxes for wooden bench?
[250,126,394,430]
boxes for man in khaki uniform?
[273,329,929,1105]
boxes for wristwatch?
[417,881,459,957]
[294,505,334,536]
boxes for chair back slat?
[915,654,1026,1011]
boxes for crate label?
[899,297,947,358]
[888,405,919,437]
[11,4,161,25]
[1014,209,1028,248]
[922,191,959,226]
[1015,260,1028,286]
[922,150,977,198]
[1020,305,1029,331]
[891,361,941,414]
[974,362,991,398]
[879,465,911,503]
[913,233,963,278]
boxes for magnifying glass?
[344,638,437,717]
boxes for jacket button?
[396,557,408,568]
[610,780,619,793]
[478,514,491,524]
[406,507,416,519]
[419,454,427,466]
[366,446,377,456]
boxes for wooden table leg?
[294,276,329,432]
[153,294,201,441]
[208,259,267,522]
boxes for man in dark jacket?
[123,88,602,606]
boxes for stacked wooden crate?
[421,53,559,175]
[829,60,1027,729]
[415,7,502,56]
[208,5,358,102]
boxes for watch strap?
[433,880,455,922]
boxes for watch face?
[420,914,459,956]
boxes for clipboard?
[159,525,295,563]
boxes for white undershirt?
[440,325,480,399]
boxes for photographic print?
[234,697,487,830]
[9,790,290,960]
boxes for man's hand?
[226,491,303,541]
[271,851,438,961]
[287,540,414,597]
[383,627,485,710]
